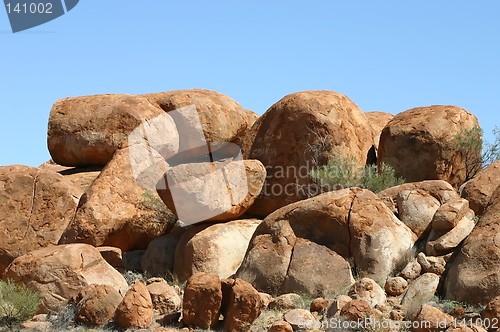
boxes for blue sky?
[1,1,499,166]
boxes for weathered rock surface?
[412,304,454,332]
[223,278,262,332]
[59,147,175,251]
[3,243,128,312]
[174,219,262,281]
[401,273,440,319]
[0,165,79,273]
[339,300,372,321]
[445,186,500,304]
[141,229,184,277]
[242,90,374,217]
[146,278,182,315]
[378,180,459,215]
[39,160,101,198]
[158,160,265,224]
[115,281,154,329]
[427,210,476,256]
[461,160,500,216]
[182,273,222,329]
[236,188,415,295]
[348,278,386,308]
[384,276,408,296]
[365,111,394,157]
[432,198,472,231]
[48,94,172,167]
[75,284,123,326]
[396,189,441,238]
[481,296,500,326]
[399,259,422,281]
[378,105,480,187]
[416,253,446,275]
[143,89,258,149]
[284,309,317,330]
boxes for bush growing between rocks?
[0,279,41,327]
[448,125,500,183]
[310,155,405,194]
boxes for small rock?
[182,272,222,329]
[269,293,304,311]
[348,278,386,308]
[310,297,329,313]
[259,292,273,309]
[146,278,182,315]
[401,273,440,319]
[339,300,372,321]
[399,259,422,280]
[97,246,124,270]
[417,252,446,275]
[223,278,263,332]
[284,309,317,330]
[326,295,353,318]
[268,320,294,332]
[76,284,123,326]
[115,281,154,329]
[431,198,471,231]
[384,276,408,296]
[412,304,454,332]
[481,296,500,324]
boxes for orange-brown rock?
[481,296,500,327]
[378,180,459,214]
[445,186,500,304]
[158,160,265,224]
[339,300,372,321]
[3,243,128,312]
[48,94,169,167]
[241,91,374,217]
[412,304,454,332]
[75,284,123,326]
[378,105,480,188]
[39,160,101,198]
[365,111,394,158]
[461,160,500,216]
[182,272,222,329]
[0,165,79,273]
[59,147,175,251]
[143,89,258,149]
[115,281,154,329]
[236,188,415,295]
[223,278,262,332]
[146,278,182,315]
[174,219,262,281]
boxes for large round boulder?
[59,147,175,251]
[378,105,480,188]
[461,160,500,216]
[157,159,266,224]
[445,185,500,304]
[241,91,374,217]
[236,188,415,296]
[174,219,262,281]
[47,94,168,167]
[0,165,79,273]
[143,89,258,150]
[2,244,128,312]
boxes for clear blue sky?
[1,1,499,167]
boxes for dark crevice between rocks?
[346,194,357,277]
[25,171,40,238]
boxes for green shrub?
[0,279,41,327]
[448,125,500,182]
[310,154,405,193]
